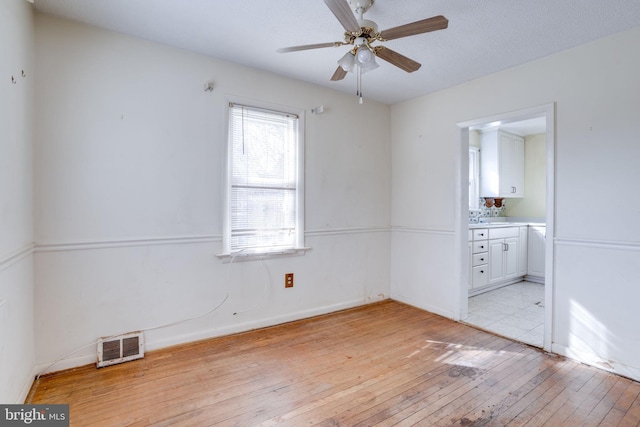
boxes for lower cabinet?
[469,224,533,295]
[488,236,519,285]
[527,225,546,281]
[472,265,489,288]
[518,226,528,276]
[469,229,489,290]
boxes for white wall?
[33,14,391,372]
[391,26,640,380]
[0,0,35,403]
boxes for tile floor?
[465,281,544,347]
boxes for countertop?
[469,222,545,229]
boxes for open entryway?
[456,104,555,352]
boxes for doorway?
[456,104,555,352]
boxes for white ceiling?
[33,0,640,105]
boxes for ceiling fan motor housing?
[348,0,375,15]
[357,19,378,32]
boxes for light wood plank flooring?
[27,301,640,426]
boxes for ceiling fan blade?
[323,0,361,33]
[330,66,348,81]
[375,47,421,73]
[277,42,343,53]
[379,15,448,41]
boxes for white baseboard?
[30,296,389,381]
[468,277,525,297]
[552,343,640,383]
[524,275,545,284]
[390,292,454,320]
[146,297,386,352]
[31,353,97,380]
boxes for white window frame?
[469,146,480,210]
[218,97,306,260]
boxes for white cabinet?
[488,236,519,285]
[527,225,546,281]
[518,226,528,276]
[480,130,525,198]
[486,226,520,286]
[469,229,489,290]
[469,225,529,294]
[468,241,473,289]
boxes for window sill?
[216,247,311,263]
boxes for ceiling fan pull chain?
[357,66,363,104]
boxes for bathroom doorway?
[456,104,555,352]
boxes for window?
[469,146,480,210]
[222,101,304,257]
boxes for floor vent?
[97,331,144,368]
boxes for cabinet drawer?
[473,229,488,240]
[472,253,488,266]
[489,227,519,239]
[472,265,489,287]
[472,241,488,254]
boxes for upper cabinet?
[480,130,525,198]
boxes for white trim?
[391,226,455,236]
[554,237,640,251]
[32,297,389,376]
[34,235,220,253]
[524,275,545,284]
[552,343,640,383]
[0,244,34,271]
[20,366,43,404]
[391,293,454,319]
[28,228,392,254]
[468,146,480,211]
[543,103,556,354]
[453,125,468,321]
[31,354,96,379]
[467,277,525,297]
[456,102,556,352]
[216,246,311,263]
[145,297,387,352]
[306,226,390,237]
[222,95,306,255]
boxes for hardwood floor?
[28,301,640,426]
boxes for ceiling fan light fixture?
[338,51,356,72]
[355,45,374,66]
[360,57,379,74]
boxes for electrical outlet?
[285,273,294,288]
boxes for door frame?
[454,103,555,352]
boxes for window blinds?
[228,103,299,252]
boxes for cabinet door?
[498,132,525,197]
[518,226,528,276]
[527,226,546,277]
[504,237,519,280]
[468,241,473,289]
[472,266,489,288]
[498,134,514,196]
[510,138,525,197]
[488,239,505,284]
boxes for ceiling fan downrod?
[349,0,374,17]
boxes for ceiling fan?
[277,0,448,103]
